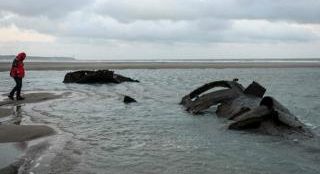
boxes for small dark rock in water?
[123,96,137,104]
[63,70,139,84]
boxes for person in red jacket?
[8,52,26,100]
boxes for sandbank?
[0,92,66,107]
[0,125,55,143]
[0,91,65,173]
[0,61,320,72]
[0,92,67,143]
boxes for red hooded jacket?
[10,52,26,78]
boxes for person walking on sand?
[8,52,26,100]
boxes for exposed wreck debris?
[180,79,313,137]
[63,70,139,84]
[123,95,137,104]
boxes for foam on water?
[1,68,320,174]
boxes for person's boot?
[16,96,25,100]
[8,95,14,100]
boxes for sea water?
[0,68,320,174]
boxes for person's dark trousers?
[9,77,22,98]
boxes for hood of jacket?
[16,52,26,61]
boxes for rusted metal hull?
[181,80,312,137]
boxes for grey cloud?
[233,0,320,23]
[0,11,317,44]
[0,14,58,34]
[56,13,231,42]
[0,0,91,18]
[0,0,318,44]
[95,0,320,24]
[58,14,317,43]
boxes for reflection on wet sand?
[13,105,22,125]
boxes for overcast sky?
[0,0,319,59]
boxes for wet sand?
[0,92,66,107]
[0,92,67,143]
[1,61,320,72]
[0,125,55,143]
[0,92,67,173]
[0,108,12,118]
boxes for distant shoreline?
[1,61,320,71]
[0,55,75,62]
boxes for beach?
[1,61,320,72]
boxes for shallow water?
[0,143,24,168]
[1,68,320,174]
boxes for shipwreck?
[180,79,313,137]
[63,70,139,84]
